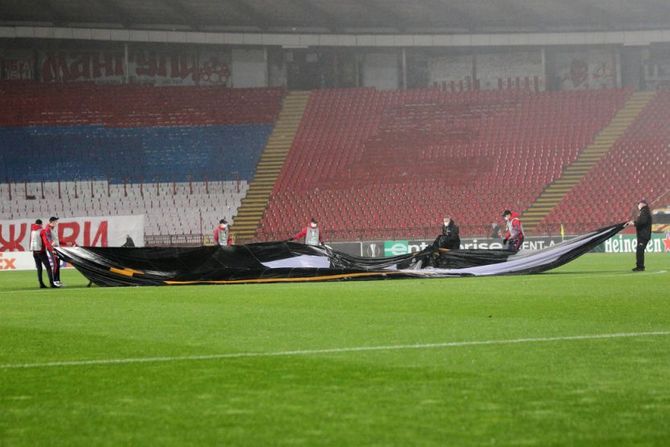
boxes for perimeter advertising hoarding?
[0,252,66,272]
[0,215,144,252]
[376,237,566,258]
[347,234,670,258]
[0,215,145,271]
[602,234,670,254]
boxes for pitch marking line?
[1,331,669,370]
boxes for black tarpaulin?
[55,223,625,287]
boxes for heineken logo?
[384,241,408,256]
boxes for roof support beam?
[4,25,670,48]
[42,0,71,27]
[160,0,201,30]
[428,0,479,32]
[287,0,344,32]
[226,0,274,31]
[358,1,408,32]
[92,0,134,28]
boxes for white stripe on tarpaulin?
[261,254,331,269]
[1,331,669,370]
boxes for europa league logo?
[366,243,381,257]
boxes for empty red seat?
[258,87,636,241]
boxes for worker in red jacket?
[29,219,59,288]
[213,218,233,246]
[502,210,524,252]
[45,216,62,287]
[289,218,324,246]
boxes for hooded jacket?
[29,223,43,252]
[40,227,54,253]
[433,221,461,250]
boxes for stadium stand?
[0,180,247,238]
[521,91,655,232]
[539,90,669,234]
[0,82,284,237]
[0,82,284,182]
[0,82,282,127]
[3,82,666,243]
[257,87,632,241]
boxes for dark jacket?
[433,222,461,250]
[634,205,652,241]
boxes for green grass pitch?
[1,253,669,446]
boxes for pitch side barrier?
[331,234,670,257]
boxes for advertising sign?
[0,251,70,271]
[0,215,145,253]
[384,241,409,256]
[601,234,670,254]
[335,234,670,258]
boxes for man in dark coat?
[629,199,652,271]
[432,217,461,251]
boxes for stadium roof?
[1,0,669,35]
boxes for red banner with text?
[0,215,144,253]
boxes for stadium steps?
[522,91,656,232]
[231,91,311,242]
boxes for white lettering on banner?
[388,243,407,256]
[603,235,666,253]
[380,238,560,256]
[408,242,429,253]
[0,215,144,252]
[462,239,551,250]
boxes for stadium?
[1,0,669,445]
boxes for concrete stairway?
[231,91,310,242]
[522,91,656,232]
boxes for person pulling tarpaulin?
[45,216,63,287]
[30,218,59,288]
[214,218,233,246]
[502,209,524,252]
[428,216,461,267]
[289,217,324,246]
[627,199,652,272]
[432,216,461,252]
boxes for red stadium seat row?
[540,90,669,233]
[0,81,285,126]
[258,87,633,240]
